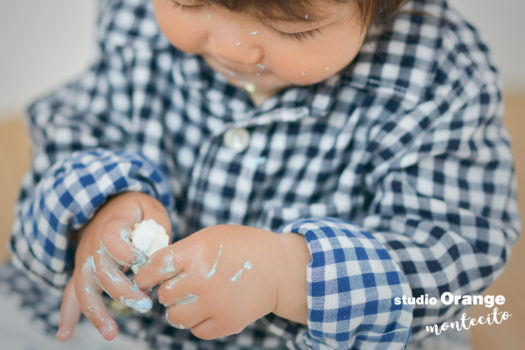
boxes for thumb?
[101,193,172,267]
[139,194,172,243]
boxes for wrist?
[272,232,310,325]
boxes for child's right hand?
[55,192,171,341]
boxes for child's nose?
[207,33,263,65]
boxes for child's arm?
[141,82,517,350]
[56,192,171,341]
[8,28,175,339]
[9,26,173,292]
[263,85,519,348]
[8,10,175,341]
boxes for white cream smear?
[205,243,223,279]
[230,260,253,282]
[89,242,154,314]
[129,219,169,273]
[119,296,153,313]
[244,82,256,93]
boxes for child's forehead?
[195,0,346,22]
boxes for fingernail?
[101,320,116,336]
[164,313,185,329]
[119,296,152,313]
[56,328,71,340]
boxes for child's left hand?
[134,224,310,340]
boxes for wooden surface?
[469,93,525,349]
[0,94,524,348]
[0,117,30,262]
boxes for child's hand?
[134,225,310,340]
[56,192,171,341]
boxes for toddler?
[4,0,520,349]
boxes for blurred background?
[0,1,524,349]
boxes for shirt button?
[224,127,250,153]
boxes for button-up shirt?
[9,0,520,349]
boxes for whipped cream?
[130,219,169,257]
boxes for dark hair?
[206,0,408,27]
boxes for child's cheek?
[151,2,207,55]
[267,51,339,87]
[271,38,363,86]
[157,22,206,55]
[167,32,207,56]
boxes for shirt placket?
[182,107,315,235]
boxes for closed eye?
[276,29,321,43]
[166,0,204,11]
[167,0,322,43]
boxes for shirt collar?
[340,0,441,107]
[101,0,440,118]
[169,50,345,122]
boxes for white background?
[0,0,524,118]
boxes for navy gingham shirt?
[9,0,520,349]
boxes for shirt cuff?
[10,148,173,290]
[279,217,413,349]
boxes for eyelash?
[276,29,321,43]
[166,0,203,11]
[168,0,321,43]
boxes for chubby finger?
[165,296,206,330]
[190,319,225,340]
[157,272,190,306]
[75,256,118,340]
[134,246,183,290]
[56,280,81,341]
[93,245,153,313]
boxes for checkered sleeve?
[277,79,520,348]
[279,219,413,349]
[9,39,173,291]
[10,149,172,291]
[360,82,521,341]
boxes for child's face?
[151,0,367,97]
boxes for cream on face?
[151,0,368,102]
